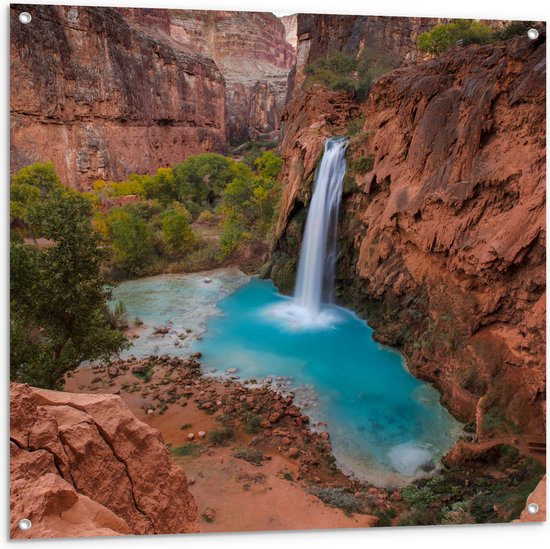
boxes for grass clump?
[233,447,264,466]
[169,443,203,457]
[243,413,262,435]
[209,426,235,446]
[133,363,154,383]
[309,486,364,516]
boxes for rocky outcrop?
[10,383,199,539]
[10,5,295,187]
[272,35,546,438]
[10,4,226,189]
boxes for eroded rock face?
[10,5,295,187]
[273,35,546,437]
[146,9,296,144]
[10,4,226,189]
[10,383,199,539]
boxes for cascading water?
[294,137,349,313]
[268,137,348,329]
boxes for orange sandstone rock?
[10,383,199,539]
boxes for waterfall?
[294,137,348,314]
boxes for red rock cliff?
[10,383,199,539]
[272,34,546,438]
[10,5,295,188]
[10,4,227,189]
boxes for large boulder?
[10,382,200,539]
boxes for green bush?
[173,153,234,207]
[309,487,364,516]
[209,426,235,446]
[10,171,128,389]
[305,48,396,100]
[106,207,156,276]
[417,20,496,55]
[233,447,264,465]
[397,506,439,526]
[496,21,536,41]
[243,413,262,434]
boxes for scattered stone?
[154,326,170,335]
[198,431,206,439]
[288,447,300,459]
[147,409,154,415]
[225,368,238,375]
[201,508,216,522]
[187,433,194,441]
[188,477,196,485]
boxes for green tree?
[10,189,127,389]
[106,207,155,276]
[161,207,196,257]
[254,151,283,180]
[173,153,234,206]
[10,162,60,232]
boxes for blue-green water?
[112,269,461,486]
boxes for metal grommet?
[19,12,32,24]
[527,28,539,40]
[18,518,32,531]
[527,502,539,514]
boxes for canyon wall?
[10,5,295,188]
[271,34,546,437]
[10,4,226,189]
[10,383,199,539]
[121,9,295,145]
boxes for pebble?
[198,431,206,438]
[188,433,194,440]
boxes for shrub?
[233,448,264,466]
[183,242,222,272]
[133,363,153,383]
[346,114,366,137]
[496,21,536,41]
[417,20,496,55]
[305,48,396,100]
[196,210,218,226]
[350,155,374,174]
[397,506,439,526]
[309,487,364,516]
[243,414,262,435]
[170,443,203,457]
[209,426,235,446]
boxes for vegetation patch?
[208,426,235,446]
[170,443,203,458]
[309,486,364,516]
[417,19,541,56]
[233,447,264,466]
[305,48,397,100]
